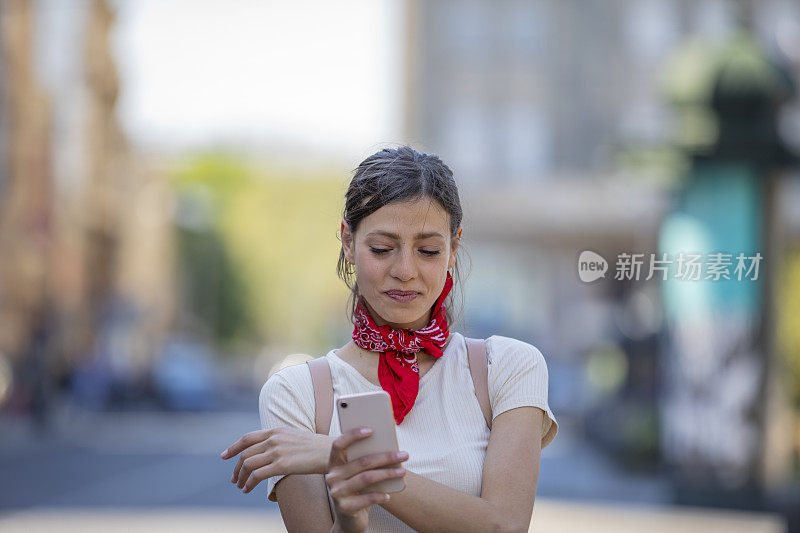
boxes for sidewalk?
[0,499,786,533]
[533,499,785,533]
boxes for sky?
[112,0,403,161]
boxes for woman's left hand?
[221,427,335,493]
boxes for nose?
[389,248,417,282]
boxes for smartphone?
[336,391,405,493]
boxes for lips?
[385,290,419,303]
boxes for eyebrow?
[366,230,446,240]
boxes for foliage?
[170,153,348,351]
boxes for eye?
[369,247,390,255]
[421,250,440,256]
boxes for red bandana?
[352,271,453,424]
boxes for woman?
[220,146,558,532]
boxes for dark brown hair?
[337,146,467,326]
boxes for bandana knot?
[351,271,453,424]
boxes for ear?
[448,225,462,269]
[341,219,355,262]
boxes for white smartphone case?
[336,391,405,493]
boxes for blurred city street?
[1,0,800,531]
[0,403,787,532]
[0,403,664,510]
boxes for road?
[0,406,786,532]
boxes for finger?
[351,466,405,494]
[232,458,241,483]
[242,463,275,493]
[336,492,390,515]
[236,451,270,489]
[232,441,268,484]
[221,429,271,459]
[221,429,271,460]
[328,427,373,467]
[340,449,409,480]
[332,466,405,499]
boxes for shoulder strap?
[306,357,334,435]
[305,357,336,522]
[465,337,492,430]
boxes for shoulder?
[259,360,315,401]
[258,359,317,431]
[484,335,558,446]
[484,334,551,396]
[485,335,547,367]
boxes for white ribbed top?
[258,332,558,532]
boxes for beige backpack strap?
[306,357,334,435]
[465,337,492,430]
[305,357,336,522]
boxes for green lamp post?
[659,31,797,509]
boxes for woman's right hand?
[325,427,409,533]
[221,427,334,493]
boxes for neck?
[349,332,454,359]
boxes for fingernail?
[360,428,372,435]
[397,451,408,460]
[220,449,229,458]
[384,494,390,500]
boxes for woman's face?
[342,197,461,331]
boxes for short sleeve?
[486,335,558,448]
[258,363,316,502]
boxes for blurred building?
[402,0,800,509]
[0,0,176,415]
[405,0,799,183]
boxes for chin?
[381,309,416,322]
[378,306,420,325]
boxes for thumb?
[329,427,373,466]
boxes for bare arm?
[275,474,335,533]
[377,406,543,533]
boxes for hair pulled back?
[337,146,466,326]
